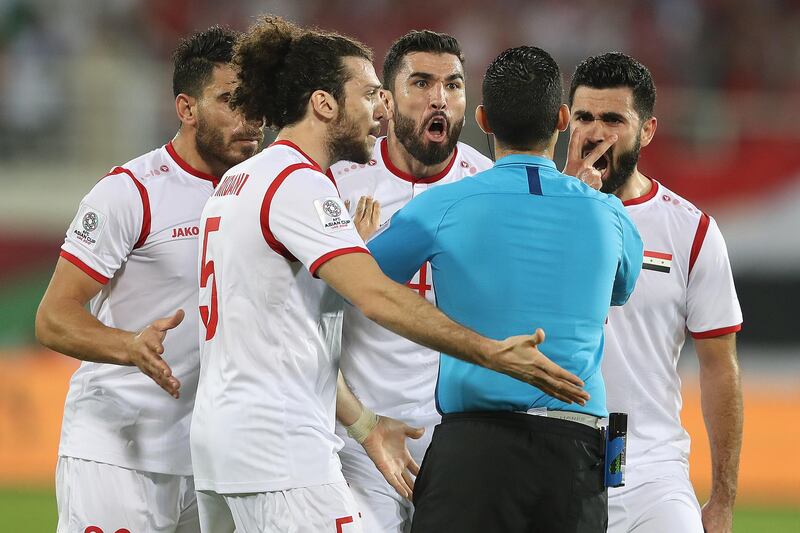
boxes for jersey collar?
[622,177,659,206]
[380,137,458,184]
[493,153,557,170]
[165,142,221,187]
[269,140,323,171]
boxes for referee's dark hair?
[482,46,563,151]
[569,52,656,120]
[172,25,240,98]
[383,30,464,92]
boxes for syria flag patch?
[642,251,672,273]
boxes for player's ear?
[175,94,198,128]
[475,105,492,134]
[556,104,570,132]
[380,89,394,122]
[639,116,657,148]
[310,90,338,121]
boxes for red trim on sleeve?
[309,247,370,278]
[381,137,458,184]
[690,324,742,339]
[260,163,319,260]
[688,212,711,276]
[59,250,109,284]
[269,140,322,171]
[165,142,221,187]
[622,178,659,206]
[106,167,151,249]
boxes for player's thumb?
[530,328,546,346]
[153,309,185,331]
[405,425,425,440]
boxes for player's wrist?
[346,405,380,444]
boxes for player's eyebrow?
[408,72,464,82]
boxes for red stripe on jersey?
[165,142,221,187]
[381,137,458,184]
[688,213,711,276]
[690,324,742,339]
[60,250,110,284]
[106,167,151,249]
[622,178,659,206]
[270,140,322,171]
[644,250,673,260]
[309,246,370,278]
[324,167,341,194]
[260,163,318,260]
[335,515,354,533]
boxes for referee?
[367,46,644,533]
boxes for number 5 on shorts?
[199,216,221,341]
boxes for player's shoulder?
[639,180,708,230]
[454,141,493,171]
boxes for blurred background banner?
[0,0,797,528]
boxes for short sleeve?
[368,190,443,284]
[686,216,743,338]
[268,168,369,277]
[60,170,146,284]
[611,206,644,306]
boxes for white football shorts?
[56,456,198,533]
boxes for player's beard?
[393,109,463,166]
[195,115,262,172]
[327,107,372,165]
[601,133,641,195]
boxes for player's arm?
[318,254,588,405]
[36,259,183,398]
[336,372,424,499]
[695,333,742,533]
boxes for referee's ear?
[475,105,492,134]
[556,104,569,132]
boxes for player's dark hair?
[231,15,373,129]
[569,52,656,120]
[382,30,464,92]
[482,46,562,151]
[172,25,239,98]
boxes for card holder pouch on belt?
[603,412,627,487]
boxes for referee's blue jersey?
[368,154,643,417]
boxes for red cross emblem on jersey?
[406,262,432,298]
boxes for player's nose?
[429,82,447,110]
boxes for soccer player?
[190,17,588,533]
[34,26,263,533]
[330,30,493,532]
[367,46,643,533]
[565,52,743,533]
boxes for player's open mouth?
[424,116,448,143]
[583,145,611,181]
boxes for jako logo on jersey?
[172,226,200,238]
[642,250,672,273]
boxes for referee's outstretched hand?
[362,415,424,500]
[125,309,184,399]
[493,329,590,405]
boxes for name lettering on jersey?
[70,203,107,250]
[171,226,200,239]
[314,197,353,233]
[642,250,672,273]
[214,172,249,197]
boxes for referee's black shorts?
[410,411,607,533]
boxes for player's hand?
[701,498,734,533]
[490,329,589,405]
[352,195,381,241]
[563,129,618,190]
[124,309,184,399]
[361,415,424,500]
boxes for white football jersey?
[58,142,220,475]
[332,137,492,468]
[602,179,742,484]
[190,140,369,494]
